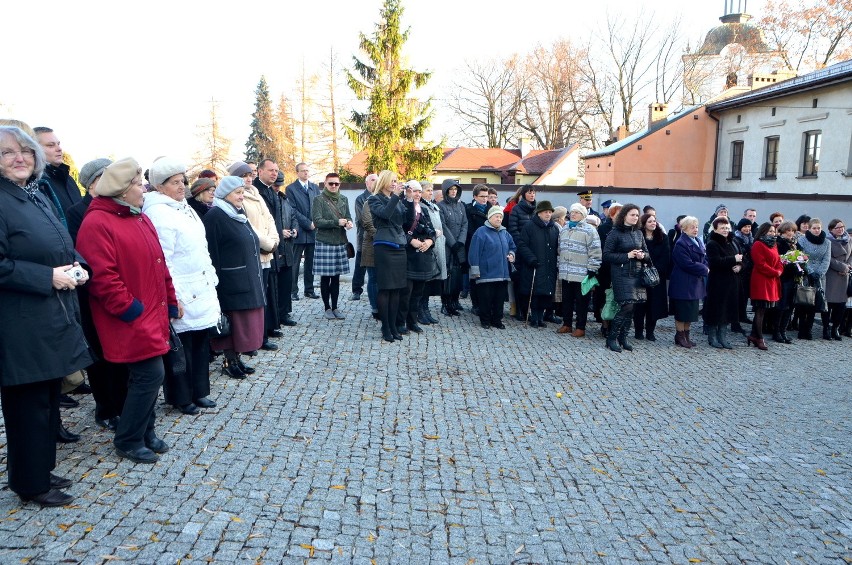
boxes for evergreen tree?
[345,0,443,179]
[245,76,277,164]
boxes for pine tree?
[245,76,277,164]
[345,0,443,178]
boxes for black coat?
[66,193,92,244]
[276,192,297,268]
[0,177,92,386]
[507,199,536,245]
[403,201,439,281]
[202,206,265,311]
[516,215,559,296]
[704,231,740,324]
[465,202,488,248]
[40,163,82,216]
[602,224,648,303]
[644,232,671,321]
[187,197,210,219]
[367,192,407,246]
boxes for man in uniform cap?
[577,190,602,219]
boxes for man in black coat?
[274,172,298,326]
[286,162,320,300]
[34,127,82,219]
[351,173,377,300]
[465,185,490,314]
[515,200,560,328]
[254,159,289,333]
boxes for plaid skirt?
[313,242,350,277]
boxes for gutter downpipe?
[706,107,720,192]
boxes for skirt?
[313,242,350,277]
[210,308,264,353]
[374,245,407,290]
[671,298,699,322]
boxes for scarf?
[112,197,141,215]
[322,188,340,201]
[805,230,826,245]
[19,179,41,203]
[759,235,777,248]
[568,220,579,229]
[473,202,487,213]
[213,197,247,222]
[828,231,849,243]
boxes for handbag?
[793,283,816,307]
[602,287,619,321]
[641,265,661,287]
[209,312,231,338]
[323,194,355,259]
[345,241,356,259]
[167,323,187,378]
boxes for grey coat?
[825,234,852,303]
[422,200,447,280]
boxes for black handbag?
[345,241,356,259]
[209,312,231,338]
[641,265,661,287]
[793,283,816,307]
[167,324,187,378]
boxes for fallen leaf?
[675,508,686,513]
[367,532,376,542]
[592,468,609,476]
[816,469,827,476]
[515,544,525,554]
[330,485,346,490]
[299,544,315,557]
[597,552,608,556]
[102,473,117,479]
[688,559,702,563]
[423,434,440,440]
[58,524,71,531]
[230,516,242,522]
[150,534,159,542]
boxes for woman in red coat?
[748,222,783,350]
[77,158,179,464]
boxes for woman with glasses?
[823,219,851,340]
[797,218,831,340]
[311,173,353,319]
[187,177,215,218]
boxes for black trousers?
[1,378,61,497]
[292,243,315,295]
[476,281,507,324]
[352,248,366,295]
[263,267,279,332]
[88,358,129,421]
[562,281,590,330]
[277,265,293,319]
[163,329,211,406]
[114,356,164,452]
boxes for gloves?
[454,246,466,264]
[451,242,464,252]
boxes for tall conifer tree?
[245,76,277,163]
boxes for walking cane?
[525,268,536,327]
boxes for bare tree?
[447,57,522,148]
[272,94,297,181]
[189,99,232,179]
[760,0,852,70]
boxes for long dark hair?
[639,213,664,242]
[614,204,640,228]
[754,222,775,240]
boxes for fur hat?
[95,158,142,197]
[487,205,504,220]
[189,177,215,198]
[535,200,554,214]
[78,158,112,189]
[215,176,243,199]
[149,156,186,187]
[569,203,587,216]
[227,161,252,178]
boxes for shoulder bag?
[323,195,355,258]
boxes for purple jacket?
[668,235,709,300]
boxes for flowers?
[780,249,809,273]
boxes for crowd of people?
[1,119,850,508]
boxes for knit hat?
[227,161,252,178]
[535,200,554,214]
[487,206,503,220]
[189,177,215,197]
[149,156,186,187]
[736,218,753,230]
[714,203,728,215]
[198,169,218,180]
[78,158,112,189]
[215,176,243,199]
[569,203,587,216]
[95,158,142,197]
[404,180,422,191]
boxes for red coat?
[77,197,177,364]
[750,240,782,302]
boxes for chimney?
[518,137,532,157]
[616,125,629,140]
[648,103,669,129]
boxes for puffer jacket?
[141,191,220,333]
[242,184,279,266]
[468,223,516,283]
[506,199,536,245]
[558,220,602,282]
[602,224,648,303]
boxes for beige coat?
[242,185,279,267]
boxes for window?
[802,131,821,177]
[771,107,776,116]
[731,141,744,179]
[812,98,818,108]
[470,177,487,184]
[764,136,779,179]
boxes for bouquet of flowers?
[780,249,809,273]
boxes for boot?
[708,325,723,348]
[719,325,733,349]
[607,315,623,352]
[685,329,697,348]
[842,311,852,337]
[675,330,689,348]
[831,325,842,341]
[417,303,432,325]
[618,327,633,351]
[222,358,246,379]
[645,323,656,342]
[822,324,832,340]
[778,309,793,343]
[423,299,439,324]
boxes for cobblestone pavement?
[0,295,849,564]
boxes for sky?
[2,0,767,173]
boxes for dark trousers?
[562,281,590,330]
[396,280,415,327]
[469,277,480,308]
[1,378,61,496]
[292,243,316,295]
[399,279,426,326]
[88,358,129,421]
[352,249,366,295]
[530,294,553,318]
[263,267,279,332]
[823,303,846,328]
[476,281,507,324]
[277,265,293,319]
[115,356,164,452]
[163,329,211,406]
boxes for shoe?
[557,325,572,334]
[95,416,120,431]
[59,394,79,408]
[708,325,723,348]
[236,357,255,375]
[115,446,159,464]
[324,309,336,320]
[145,437,170,454]
[176,403,200,416]
[779,332,793,344]
[618,331,634,351]
[372,312,381,321]
[350,293,362,301]
[418,310,432,325]
[798,331,813,340]
[381,328,395,343]
[260,340,278,351]
[194,397,216,408]
[543,314,562,324]
[646,331,656,341]
[452,301,464,312]
[397,326,409,335]
[772,332,786,343]
[571,329,586,337]
[480,322,491,329]
[426,311,439,324]
[407,323,423,333]
[267,329,283,338]
[606,336,622,352]
[392,333,403,341]
[49,473,72,489]
[441,305,451,316]
[675,330,693,348]
[460,290,469,299]
[20,489,74,507]
[493,322,506,329]
[823,326,832,340]
[305,291,320,299]
[634,330,644,340]
[222,359,246,379]
[719,326,734,349]
[832,327,842,341]
[70,383,92,395]
[333,309,346,319]
[747,335,768,350]
[685,330,697,348]
[57,425,80,443]
[291,293,300,301]
[281,315,297,326]
[244,349,258,357]
[471,306,480,316]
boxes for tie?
[303,182,308,191]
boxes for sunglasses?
[326,182,340,186]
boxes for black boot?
[778,309,793,343]
[823,324,832,340]
[831,325,842,340]
[606,316,623,352]
[718,325,734,349]
[417,303,432,325]
[424,301,439,324]
[618,320,634,351]
[708,325,723,348]
[222,358,246,379]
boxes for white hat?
[149,156,185,187]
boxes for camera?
[65,266,86,281]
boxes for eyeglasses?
[833,225,846,230]
[1,148,35,161]
[326,182,340,187]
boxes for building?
[708,59,852,195]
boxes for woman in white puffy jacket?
[142,158,221,415]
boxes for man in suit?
[351,173,378,300]
[287,162,320,300]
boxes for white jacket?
[142,191,221,333]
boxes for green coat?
[311,191,352,245]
